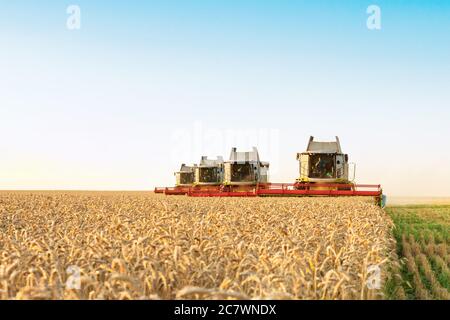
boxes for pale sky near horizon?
[1,1,450,197]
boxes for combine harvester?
[155,136,385,206]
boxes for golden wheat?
[0,192,394,300]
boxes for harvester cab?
[195,156,224,185]
[174,164,196,187]
[224,147,269,185]
[296,136,352,184]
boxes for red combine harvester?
[155,137,385,207]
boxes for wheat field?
[0,192,395,300]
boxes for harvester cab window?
[180,172,194,185]
[309,154,335,179]
[231,163,254,182]
[199,167,218,183]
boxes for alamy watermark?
[366,264,381,290]
[171,121,281,175]
[367,5,381,30]
[64,5,380,32]
[65,265,81,290]
[66,5,81,30]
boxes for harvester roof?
[305,136,342,154]
[228,147,260,163]
[199,156,224,167]
[176,164,196,173]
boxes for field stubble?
[0,192,395,300]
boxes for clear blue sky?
[1,1,449,196]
